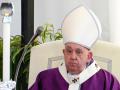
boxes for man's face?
[63,42,92,74]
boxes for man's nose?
[71,52,77,60]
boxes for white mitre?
[62,6,102,49]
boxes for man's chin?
[68,68,80,74]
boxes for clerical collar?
[58,60,100,85]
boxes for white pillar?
[109,0,120,44]
[3,17,11,81]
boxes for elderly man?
[29,6,120,90]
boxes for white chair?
[28,40,120,88]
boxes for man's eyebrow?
[65,45,71,49]
[75,48,83,52]
[76,48,82,51]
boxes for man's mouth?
[69,63,77,66]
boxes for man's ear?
[88,51,93,60]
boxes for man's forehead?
[65,42,90,50]
[65,42,83,48]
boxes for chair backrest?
[28,40,120,87]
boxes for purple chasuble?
[29,68,120,90]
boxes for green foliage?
[0,35,22,81]
[0,35,30,89]
[10,36,37,90]
[40,23,62,43]
[10,35,22,78]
